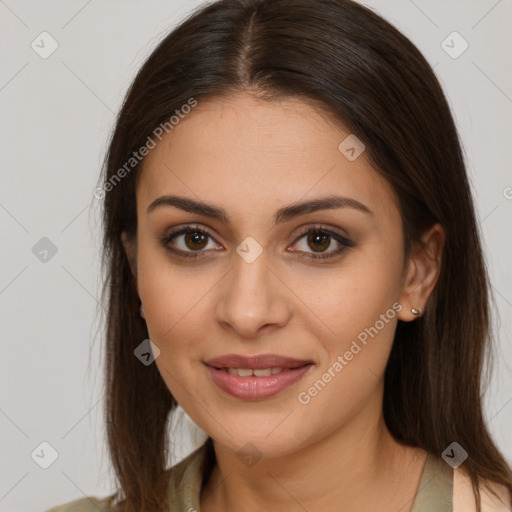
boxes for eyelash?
[160,224,354,261]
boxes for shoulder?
[454,468,512,512]
[168,439,210,482]
[167,438,213,509]
[46,440,212,512]
[44,494,117,512]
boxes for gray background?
[0,0,511,510]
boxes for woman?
[46,0,512,510]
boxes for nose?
[215,251,292,339]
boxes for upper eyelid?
[294,224,351,241]
[165,224,220,243]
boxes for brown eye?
[306,231,331,253]
[161,224,221,258]
[183,230,209,251]
[289,226,354,261]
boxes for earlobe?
[398,223,445,322]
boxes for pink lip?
[203,353,314,400]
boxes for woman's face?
[126,93,439,458]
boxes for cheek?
[301,246,402,339]
[136,242,184,337]
[297,247,402,390]
[136,242,219,366]
[136,250,212,406]
[296,286,399,427]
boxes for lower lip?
[204,364,314,400]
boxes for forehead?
[137,93,399,223]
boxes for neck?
[200,398,427,512]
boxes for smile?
[220,367,284,376]
[203,353,314,399]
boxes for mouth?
[204,353,313,370]
[215,367,292,377]
[203,353,314,400]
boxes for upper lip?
[204,353,313,370]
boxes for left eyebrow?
[274,195,373,223]
[146,194,373,225]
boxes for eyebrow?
[147,194,372,224]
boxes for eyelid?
[160,223,354,260]
[292,223,352,244]
[287,224,354,260]
[160,223,222,252]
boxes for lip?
[203,353,314,400]
[203,353,313,369]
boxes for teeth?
[225,367,284,377]
[253,368,271,377]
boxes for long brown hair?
[98,0,512,510]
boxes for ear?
[121,231,139,294]
[397,222,445,322]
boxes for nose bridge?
[216,248,290,337]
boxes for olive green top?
[45,438,452,512]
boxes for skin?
[123,92,446,512]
